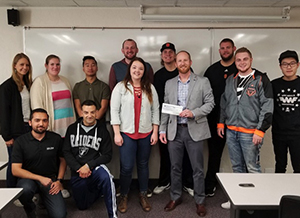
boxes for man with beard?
[203,38,238,197]
[217,47,273,209]
[153,43,194,196]
[73,56,110,123]
[12,108,67,218]
[109,38,154,91]
[63,100,117,218]
[160,51,214,217]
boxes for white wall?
[1,6,299,179]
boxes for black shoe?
[205,187,216,197]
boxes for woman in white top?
[0,53,33,188]
[111,57,160,213]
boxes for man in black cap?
[153,43,194,196]
[272,50,300,173]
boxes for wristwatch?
[57,178,64,183]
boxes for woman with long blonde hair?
[0,53,33,188]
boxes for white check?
[162,103,183,116]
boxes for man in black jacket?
[63,100,117,218]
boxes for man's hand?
[217,128,224,138]
[77,164,92,178]
[159,133,167,144]
[5,139,14,147]
[179,109,193,118]
[253,134,263,145]
[49,181,63,195]
[39,176,52,187]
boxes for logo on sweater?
[79,147,89,157]
[246,87,256,97]
[277,88,300,112]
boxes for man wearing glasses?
[271,50,300,173]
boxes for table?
[0,188,23,218]
[216,173,300,218]
[0,162,8,171]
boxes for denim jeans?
[17,178,67,218]
[226,129,262,173]
[119,133,152,195]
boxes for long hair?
[12,53,33,92]
[123,57,153,103]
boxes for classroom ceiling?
[0,0,299,8]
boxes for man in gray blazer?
[159,51,214,217]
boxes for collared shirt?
[177,76,190,124]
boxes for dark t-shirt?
[12,131,63,178]
[272,76,300,138]
[204,61,238,122]
[153,67,178,109]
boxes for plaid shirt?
[177,76,190,124]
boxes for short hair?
[220,38,235,47]
[81,100,97,108]
[235,47,252,58]
[45,54,60,65]
[176,50,192,61]
[122,39,137,49]
[82,56,97,67]
[30,108,49,120]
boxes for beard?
[221,53,234,62]
[124,53,136,61]
[32,127,46,134]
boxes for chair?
[279,195,300,218]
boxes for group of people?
[0,37,299,218]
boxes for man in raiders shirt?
[204,38,238,197]
[63,100,117,218]
[217,47,273,209]
[272,50,300,173]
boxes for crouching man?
[12,108,67,218]
[63,100,117,218]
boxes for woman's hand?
[114,134,124,146]
[5,139,14,147]
[150,132,158,145]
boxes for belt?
[178,123,188,127]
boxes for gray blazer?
[160,72,215,142]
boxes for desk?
[0,162,8,171]
[216,173,300,218]
[0,188,23,218]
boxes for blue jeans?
[17,178,67,218]
[119,133,152,195]
[226,129,262,173]
[70,165,117,218]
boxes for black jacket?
[0,77,28,141]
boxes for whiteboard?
[24,28,211,87]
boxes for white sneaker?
[221,201,231,209]
[13,199,23,207]
[61,189,70,198]
[183,186,194,197]
[153,183,171,194]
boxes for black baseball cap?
[160,42,176,53]
[279,50,299,63]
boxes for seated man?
[12,108,67,218]
[63,100,117,218]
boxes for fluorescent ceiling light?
[140,6,290,22]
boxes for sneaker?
[183,186,194,197]
[118,195,128,213]
[61,189,70,199]
[147,188,153,198]
[221,201,231,209]
[116,186,121,197]
[205,187,216,197]
[153,183,171,194]
[13,199,23,207]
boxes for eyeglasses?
[281,62,298,68]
